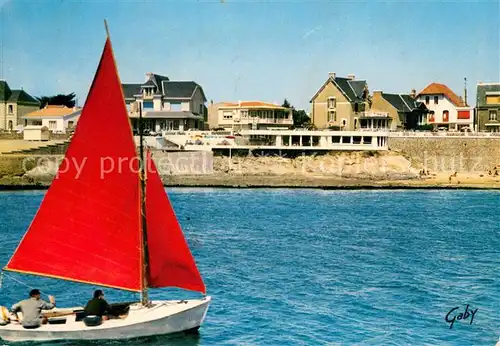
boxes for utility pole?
[464,77,468,106]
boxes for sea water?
[0,189,498,345]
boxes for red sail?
[145,152,206,294]
[4,38,143,292]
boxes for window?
[434,96,439,105]
[8,120,13,131]
[68,121,74,128]
[425,96,430,105]
[443,110,449,121]
[327,97,336,109]
[241,110,248,118]
[143,87,154,97]
[24,119,28,126]
[199,104,203,115]
[49,121,57,130]
[170,102,181,111]
[8,105,13,114]
[486,95,500,105]
[354,103,359,112]
[328,110,336,122]
[222,111,233,119]
[489,110,498,121]
[428,111,435,122]
[143,101,154,109]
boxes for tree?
[37,93,76,108]
[282,98,311,129]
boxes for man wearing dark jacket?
[84,290,111,320]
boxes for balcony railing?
[356,111,390,118]
[232,117,293,124]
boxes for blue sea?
[0,189,498,345]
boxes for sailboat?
[0,24,211,342]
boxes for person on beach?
[84,290,112,321]
[11,289,56,329]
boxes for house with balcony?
[0,80,40,131]
[208,101,293,131]
[122,73,207,133]
[370,89,428,130]
[23,105,81,133]
[310,73,370,130]
[416,83,472,131]
[476,82,500,132]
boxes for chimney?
[328,72,336,79]
[410,88,416,98]
[347,74,355,80]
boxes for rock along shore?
[0,151,499,190]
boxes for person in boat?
[10,289,56,329]
[84,290,112,321]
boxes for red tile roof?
[220,101,287,109]
[417,83,466,107]
[25,105,81,117]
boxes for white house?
[207,101,293,131]
[416,83,473,131]
[122,73,207,133]
[23,105,81,134]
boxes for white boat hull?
[0,297,211,342]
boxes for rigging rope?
[0,271,47,295]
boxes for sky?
[0,0,499,110]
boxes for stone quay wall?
[389,137,500,172]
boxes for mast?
[138,102,150,305]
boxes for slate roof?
[122,84,142,99]
[310,75,368,103]
[0,81,39,105]
[476,83,500,108]
[151,74,169,92]
[382,93,424,113]
[0,81,12,102]
[122,74,206,101]
[142,79,156,87]
[417,83,466,107]
[162,81,206,100]
[8,90,39,105]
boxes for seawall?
[389,137,500,172]
[0,137,499,189]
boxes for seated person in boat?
[84,290,112,320]
[10,289,56,328]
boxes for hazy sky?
[1,0,499,110]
